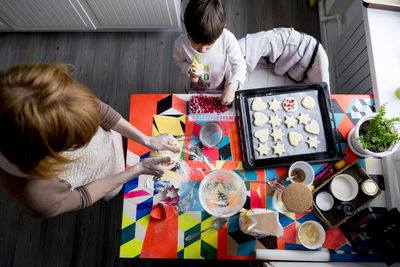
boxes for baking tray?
[312,161,382,229]
[235,83,342,170]
[363,0,400,11]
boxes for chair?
[239,28,330,90]
[340,207,400,266]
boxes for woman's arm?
[82,157,174,204]
[97,100,180,153]
[111,117,181,153]
[0,157,175,218]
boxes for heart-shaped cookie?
[252,97,267,111]
[253,112,268,126]
[288,132,304,146]
[304,120,320,135]
[254,128,269,142]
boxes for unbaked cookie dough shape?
[288,132,304,146]
[268,114,282,128]
[252,97,267,111]
[256,143,271,156]
[253,112,269,126]
[254,128,269,143]
[301,96,316,110]
[268,98,282,113]
[297,112,311,125]
[282,97,298,112]
[272,142,286,156]
[306,136,320,148]
[284,115,297,128]
[304,119,320,135]
[150,138,181,165]
[270,128,285,141]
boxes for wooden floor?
[0,1,320,266]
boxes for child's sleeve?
[226,33,247,89]
[173,38,191,76]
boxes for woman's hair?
[184,0,226,45]
[0,63,100,178]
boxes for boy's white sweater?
[173,29,246,91]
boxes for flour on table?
[288,132,304,146]
[253,112,269,126]
[304,119,320,135]
[254,128,269,143]
[252,97,267,111]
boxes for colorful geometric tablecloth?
[119,94,383,261]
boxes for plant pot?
[348,115,400,158]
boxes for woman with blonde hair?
[0,63,179,218]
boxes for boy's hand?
[188,68,201,83]
[220,82,239,106]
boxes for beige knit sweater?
[0,100,123,218]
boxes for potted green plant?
[348,104,400,158]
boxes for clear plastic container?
[199,122,224,147]
[187,94,236,122]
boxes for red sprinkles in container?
[189,95,229,114]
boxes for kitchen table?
[119,93,384,261]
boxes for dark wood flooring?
[0,1,320,266]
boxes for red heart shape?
[150,203,166,220]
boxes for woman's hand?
[135,157,176,177]
[145,133,181,153]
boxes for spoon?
[244,178,284,192]
[184,217,227,241]
[285,173,301,182]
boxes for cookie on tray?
[282,97,298,112]
[268,98,282,113]
[253,112,269,126]
[301,96,316,110]
[252,97,267,111]
[304,119,320,135]
[254,128,269,143]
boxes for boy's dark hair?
[184,0,226,45]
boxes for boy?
[173,0,246,106]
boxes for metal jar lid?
[361,179,379,196]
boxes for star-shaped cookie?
[268,98,282,113]
[283,115,297,128]
[272,142,286,156]
[306,136,320,148]
[297,112,311,125]
[268,115,281,128]
[256,143,271,156]
[270,128,285,141]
